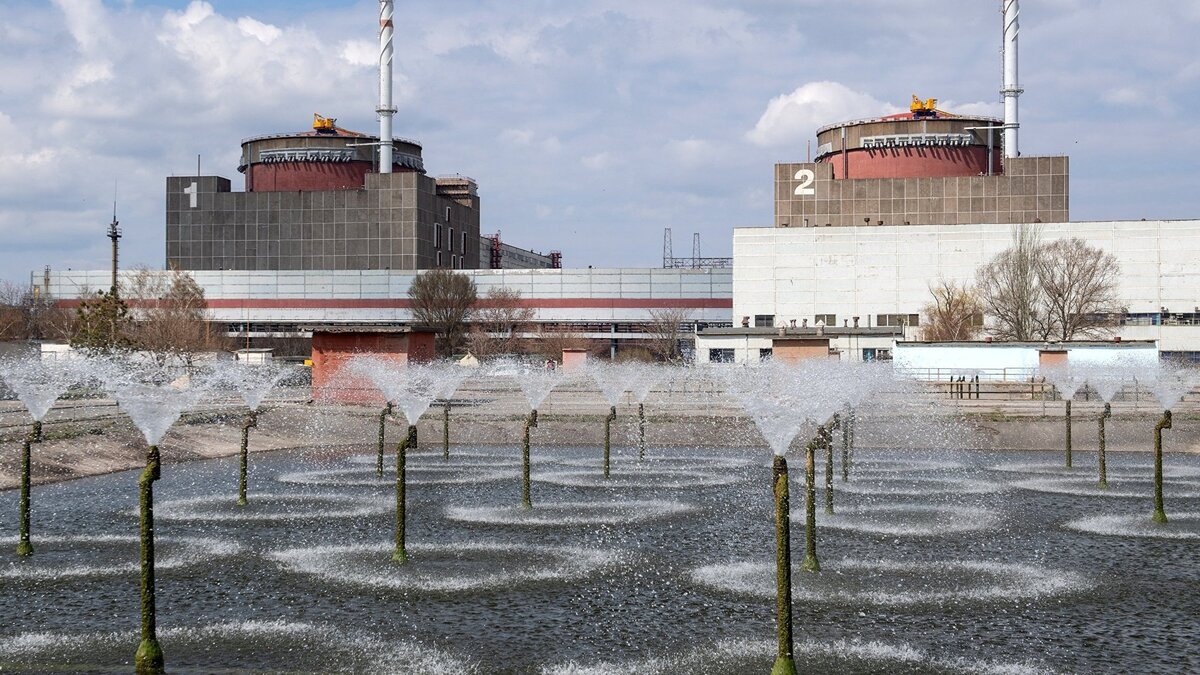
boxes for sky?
[2,0,1199,284]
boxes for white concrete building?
[893,340,1159,381]
[37,267,733,353]
[733,220,1200,358]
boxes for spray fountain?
[1041,364,1083,468]
[513,362,562,508]
[628,364,662,461]
[1084,365,1130,488]
[588,362,633,479]
[435,365,470,460]
[1145,366,1195,523]
[0,359,75,556]
[213,361,293,506]
[347,358,443,563]
[102,361,205,675]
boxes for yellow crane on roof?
[910,95,938,117]
[313,113,337,132]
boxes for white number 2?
[793,169,815,196]
[183,181,198,208]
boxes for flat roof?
[699,327,902,337]
[896,340,1156,348]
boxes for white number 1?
[183,181,198,208]
[793,169,815,196]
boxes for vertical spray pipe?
[393,426,412,563]
[802,433,820,573]
[638,402,646,461]
[238,410,257,506]
[443,400,451,460]
[1064,399,1072,468]
[377,402,392,477]
[522,409,537,509]
[377,0,396,173]
[16,421,40,556]
[1098,402,1111,488]
[603,406,616,479]
[824,418,836,514]
[840,406,850,482]
[1153,410,1172,524]
[1002,0,1022,159]
[771,456,798,675]
[134,445,165,674]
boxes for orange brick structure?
[307,325,436,404]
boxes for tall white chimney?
[1001,0,1022,159]
[377,0,396,173]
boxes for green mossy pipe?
[376,402,392,477]
[1153,410,1172,524]
[840,407,850,483]
[522,409,537,509]
[771,455,797,675]
[638,403,646,462]
[603,406,616,479]
[1098,403,1111,488]
[237,410,257,507]
[1064,399,1073,468]
[134,445,165,674]
[393,427,413,564]
[443,400,451,460]
[16,421,39,557]
[802,433,820,573]
[823,423,835,515]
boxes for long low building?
[733,219,1200,360]
[38,267,733,355]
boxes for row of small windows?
[753,314,922,328]
[435,251,464,269]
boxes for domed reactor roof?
[238,117,425,192]
[814,105,1004,179]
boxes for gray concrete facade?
[166,171,480,271]
[775,155,1069,228]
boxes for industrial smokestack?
[377,0,396,173]
[1001,0,1022,159]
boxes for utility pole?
[107,205,122,295]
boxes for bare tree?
[467,287,535,358]
[919,280,983,341]
[976,224,1055,341]
[1035,238,1123,340]
[125,268,230,367]
[644,307,690,361]
[529,326,606,362]
[976,227,1124,341]
[408,268,477,356]
[0,281,73,342]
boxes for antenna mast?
[107,204,122,295]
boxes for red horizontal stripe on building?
[54,298,732,310]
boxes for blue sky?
[1,0,1198,283]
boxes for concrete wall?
[893,342,1159,379]
[40,267,733,328]
[733,220,1200,353]
[165,171,480,272]
[774,156,1068,228]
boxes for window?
[759,348,774,362]
[435,223,443,249]
[754,314,775,328]
[445,206,451,221]
[709,348,735,363]
[436,250,443,267]
[448,227,454,252]
[876,314,920,327]
[461,231,467,253]
[814,314,836,327]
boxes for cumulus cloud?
[581,151,612,170]
[746,81,899,147]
